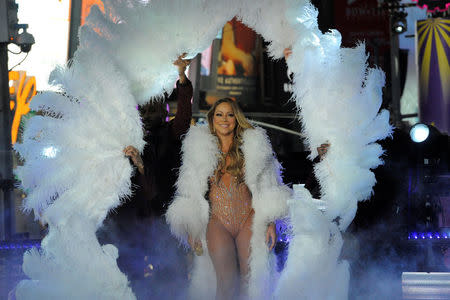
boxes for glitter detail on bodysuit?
[209,173,254,237]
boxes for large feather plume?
[14,0,391,299]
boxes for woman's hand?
[123,145,144,175]
[284,47,292,61]
[317,143,330,160]
[188,235,203,256]
[266,222,276,251]
[173,53,192,84]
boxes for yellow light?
[9,71,36,144]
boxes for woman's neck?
[218,134,233,153]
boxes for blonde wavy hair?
[207,98,254,183]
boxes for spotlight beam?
[410,123,430,143]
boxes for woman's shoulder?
[182,124,217,153]
[242,126,269,145]
[241,126,273,160]
[184,124,210,140]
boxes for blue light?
[278,235,290,243]
[407,232,450,241]
[410,123,430,143]
[42,146,58,158]
[0,240,41,250]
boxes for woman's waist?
[209,186,253,212]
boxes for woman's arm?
[266,222,276,251]
[165,126,212,247]
[123,145,144,175]
[170,79,193,139]
[258,156,291,223]
[171,54,193,139]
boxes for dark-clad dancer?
[98,54,192,299]
[124,54,193,217]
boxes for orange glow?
[9,71,36,144]
[81,0,105,26]
[9,70,19,96]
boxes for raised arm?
[171,54,193,139]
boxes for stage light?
[42,146,58,158]
[410,123,430,143]
[0,240,41,250]
[166,103,170,122]
[393,20,407,34]
[407,232,450,240]
[391,10,408,34]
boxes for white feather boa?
[166,125,291,299]
[13,0,391,299]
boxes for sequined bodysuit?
[209,173,254,237]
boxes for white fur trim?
[166,125,290,299]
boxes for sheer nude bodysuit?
[209,173,253,237]
[206,171,254,300]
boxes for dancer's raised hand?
[266,222,276,251]
[123,145,144,175]
[284,47,292,60]
[188,235,203,256]
[317,143,330,160]
[173,53,192,84]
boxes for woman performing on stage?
[166,98,291,299]
[13,2,392,299]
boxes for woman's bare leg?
[207,217,239,300]
[235,213,253,298]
